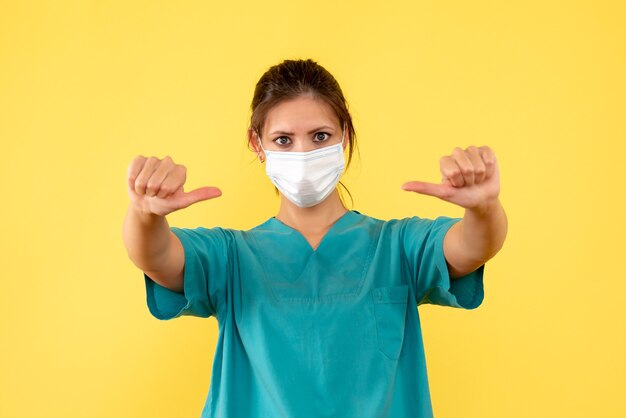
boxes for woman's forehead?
[264,97,339,133]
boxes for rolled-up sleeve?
[144,226,231,320]
[402,215,485,309]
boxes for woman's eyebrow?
[269,125,334,135]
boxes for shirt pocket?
[371,284,409,360]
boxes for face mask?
[257,124,347,208]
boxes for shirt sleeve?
[401,215,485,309]
[143,226,232,320]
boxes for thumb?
[179,186,222,208]
[401,181,449,199]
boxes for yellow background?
[1,0,624,417]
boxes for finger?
[145,156,174,197]
[179,187,223,208]
[134,156,160,195]
[127,155,147,194]
[401,181,449,199]
[479,146,497,179]
[466,145,486,183]
[452,147,474,186]
[157,165,186,199]
[440,155,464,187]
[127,175,138,197]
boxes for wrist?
[129,203,163,224]
[467,198,501,217]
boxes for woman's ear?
[247,127,258,151]
[247,128,265,163]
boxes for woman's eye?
[273,137,291,146]
[314,132,330,142]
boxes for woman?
[123,58,508,418]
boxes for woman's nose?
[291,142,312,152]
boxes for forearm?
[457,198,508,265]
[122,205,172,272]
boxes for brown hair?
[247,58,359,207]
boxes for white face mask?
[257,124,347,208]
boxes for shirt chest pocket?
[371,284,409,360]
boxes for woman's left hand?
[401,145,500,211]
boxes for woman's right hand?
[126,155,222,217]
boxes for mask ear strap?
[341,122,347,147]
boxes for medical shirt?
[144,209,485,418]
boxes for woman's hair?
[248,58,359,208]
